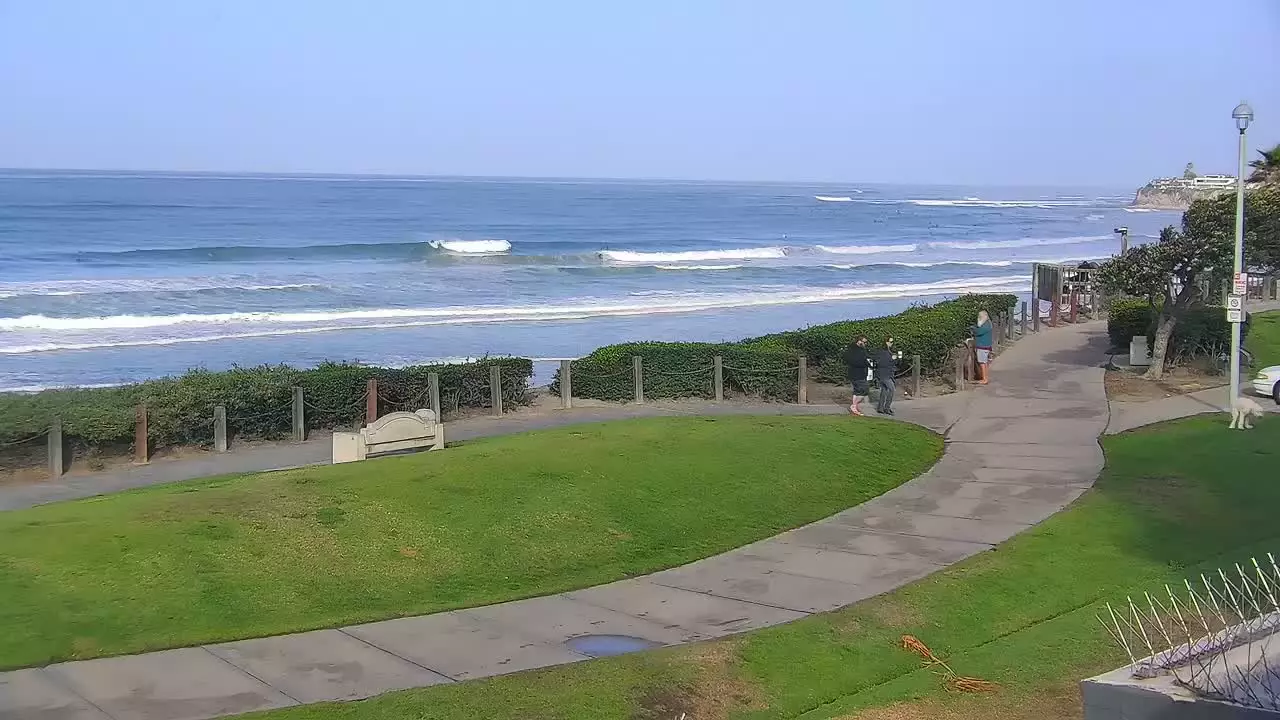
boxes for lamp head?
[1233,102,1254,132]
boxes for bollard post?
[954,348,965,391]
[1050,301,1059,327]
[633,356,644,404]
[713,355,724,402]
[1021,300,1029,335]
[797,356,808,404]
[213,406,227,452]
[291,387,305,442]
[911,354,921,398]
[134,404,149,464]
[559,361,572,410]
[365,378,378,426]
[428,372,441,418]
[48,418,63,478]
[1032,298,1040,332]
[1070,293,1079,323]
[490,365,503,416]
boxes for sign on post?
[1227,308,1245,324]
[1226,295,1244,311]
[1233,272,1248,296]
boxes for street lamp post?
[1229,102,1253,411]
[1113,226,1129,255]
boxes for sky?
[0,0,1277,186]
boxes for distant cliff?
[1131,185,1227,210]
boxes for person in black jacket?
[873,336,898,415]
[843,335,870,416]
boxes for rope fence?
[4,316,1037,475]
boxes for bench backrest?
[360,410,440,455]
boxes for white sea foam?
[0,275,1029,354]
[815,195,855,202]
[0,381,124,394]
[823,260,1015,270]
[0,279,323,299]
[654,264,744,271]
[814,243,918,255]
[599,247,786,263]
[911,198,1093,209]
[427,239,512,254]
[930,234,1111,250]
[1123,208,1162,213]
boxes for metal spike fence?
[1097,554,1280,710]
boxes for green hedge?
[557,294,1019,402]
[1107,299,1245,359]
[555,341,800,402]
[0,358,532,462]
[752,293,1019,383]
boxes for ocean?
[0,171,1179,392]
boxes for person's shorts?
[976,347,991,364]
[851,379,870,396]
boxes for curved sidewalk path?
[1,322,1111,720]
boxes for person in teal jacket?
[971,310,993,385]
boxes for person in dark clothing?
[843,335,870,416]
[872,336,898,415]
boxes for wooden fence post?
[1032,298,1040,332]
[713,355,724,402]
[490,365,503,416]
[633,356,644,404]
[48,418,63,478]
[1021,300,1028,335]
[912,354,921,398]
[134,404,149,464]
[797,356,808,404]
[558,361,572,409]
[213,406,227,452]
[428,372,441,418]
[291,387,305,442]
[365,378,378,426]
[1070,293,1079,323]
[954,348,965,391]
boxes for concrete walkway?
[1107,384,1280,434]
[1,323,1112,720]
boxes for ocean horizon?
[0,170,1178,392]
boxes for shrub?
[1107,298,1151,349]
[1106,299,1246,361]
[557,341,800,402]
[0,358,532,463]
[558,294,1019,402]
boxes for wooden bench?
[332,409,445,463]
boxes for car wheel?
[1274,381,1280,405]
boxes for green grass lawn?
[235,414,1280,720]
[0,415,940,670]
[1248,309,1280,369]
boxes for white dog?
[1229,395,1266,430]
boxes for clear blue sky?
[1,0,1276,186]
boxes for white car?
[1252,365,1280,404]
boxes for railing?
[8,307,1050,478]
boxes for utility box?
[1129,336,1151,367]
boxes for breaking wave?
[815,243,918,255]
[930,234,1111,250]
[427,239,512,254]
[0,275,1029,354]
[599,247,787,263]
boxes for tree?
[1183,183,1280,273]
[1098,226,1231,379]
[1183,162,1198,180]
[1248,143,1280,185]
